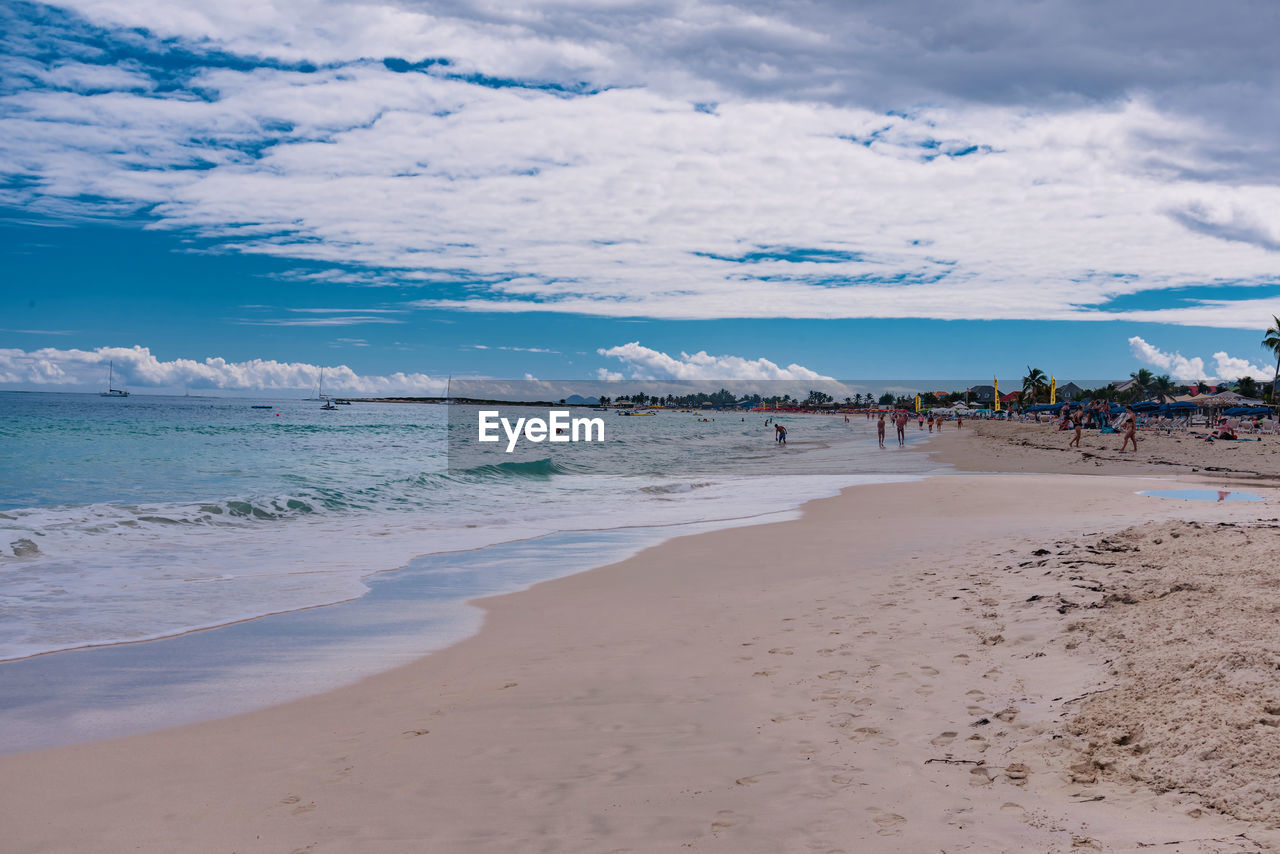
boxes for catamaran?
[100,361,129,397]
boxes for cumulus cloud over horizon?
[0,345,444,394]
[1128,336,1271,383]
[597,342,831,383]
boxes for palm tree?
[1128,368,1154,401]
[1021,367,1047,405]
[1151,374,1176,402]
[1262,316,1280,401]
[1239,376,1259,399]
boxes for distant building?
[1057,382,1085,400]
[967,384,996,405]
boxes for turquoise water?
[0,393,936,665]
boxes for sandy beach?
[929,418,1280,482]
[4,430,1280,852]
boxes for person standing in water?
[877,412,887,448]
[894,409,909,447]
[775,423,787,444]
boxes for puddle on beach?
[1139,489,1265,502]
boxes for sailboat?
[100,361,129,397]
[319,368,337,410]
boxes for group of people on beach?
[1061,403,1138,452]
[873,409,959,448]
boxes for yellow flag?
[914,393,921,412]
[1050,376,1057,405]
[993,377,1000,412]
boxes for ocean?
[0,391,942,751]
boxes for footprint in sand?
[851,697,875,710]
[817,670,848,680]
[831,772,859,786]
[735,773,773,786]
[753,668,778,677]
[867,808,907,836]
[953,654,970,665]
[771,711,814,723]
[768,648,794,655]
[969,767,994,786]
[919,665,940,676]
[711,810,739,831]
[930,731,958,746]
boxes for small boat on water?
[617,410,656,416]
[251,405,272,409]
[100,361,129,397]
[318,369,338,410]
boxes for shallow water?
[1,393,939,662]
[1138,489,1265,502]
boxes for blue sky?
[2,0,1279,393]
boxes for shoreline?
[4,429,1279,850]
[0,470,930,754]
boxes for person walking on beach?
[894,410,908,447]
[1120,406,1138,453]
[927,413,934,433]
[1069,410,1083,448]
[877,412,887,448]
[956,412,963,429]
[918,414,924,430]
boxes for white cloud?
[1127,336,1207,382]
[1128,336,1271,382]
[5,2,1280,328]
[237,316,405,327]
[598,342,830,382]
[1211,352,1271,383]
[0,345,443,394]
[467,344,560,353]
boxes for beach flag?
[1050,376,1057,404]
[914,393,921,412]
[993,377,1000,412]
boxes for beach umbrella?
[1224,406,1271,417]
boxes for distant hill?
[565,394,601,405]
